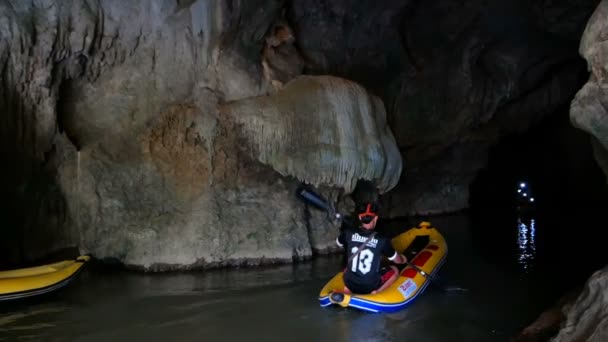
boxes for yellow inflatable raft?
[0,255,90,301]
[319,222,447,313]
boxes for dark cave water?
[2,213,600,342]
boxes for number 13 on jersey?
[351,247,374,274]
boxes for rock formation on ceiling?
[222,75,402,194]
[289,0,601,215]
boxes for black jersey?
[337,227,398,294]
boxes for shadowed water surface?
[0,214,595,342]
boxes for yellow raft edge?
[0,255,91,301]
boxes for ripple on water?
[0,213,591,342]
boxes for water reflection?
[0,215,557,342]
[516,217,536,272]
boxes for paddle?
[401,260,449,291]
[296,185,342,221]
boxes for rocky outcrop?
[571,0,608,181]
[222,75,402,194]
[512,289,580,342]
[551,266,608,341]
[513,266,608,341]
[55,74,400,269]
[290,0,600,215]
[0,0,287,267]
[0,1,401,269]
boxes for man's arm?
[384,241,407,264]
[387,251,407,264]
[389,252,407,264]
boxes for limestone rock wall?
[1,0,606,268]
[0,0,400,268]
[571,0,608,181]
[551,266,608,341]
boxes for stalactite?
[223,75,403,194]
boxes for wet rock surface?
[0,1,398,268]
[0,0,606,268]
[513,266,608,342]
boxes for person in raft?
[336,201,407,294]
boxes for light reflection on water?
[516,217,536,272]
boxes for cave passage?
[469,106,608,293]
[470,106,608,213]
